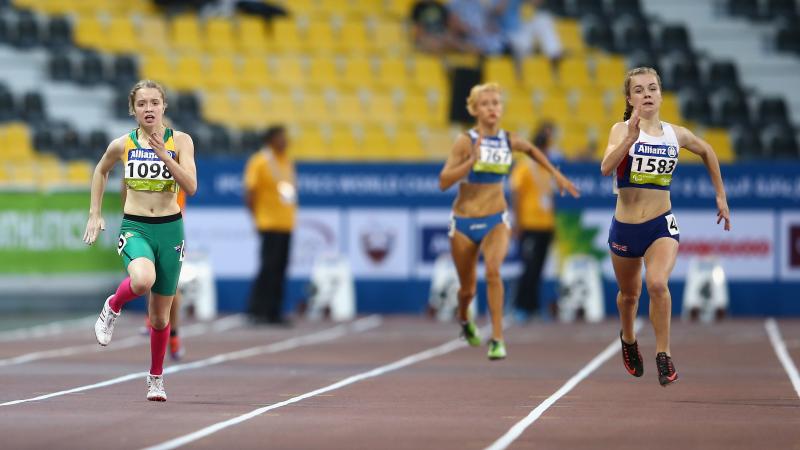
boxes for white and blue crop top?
[615,121,680,192]
[463,129,513,184]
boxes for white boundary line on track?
[0,315,382,407]
[141,333,472,450]
[0,314,246,368]
[484,319,643,450]
[765,318,800,399]
[0,315,97,343]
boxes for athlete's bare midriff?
[452,182,506,217]
[124,189,181,217]
[615,187,671,223]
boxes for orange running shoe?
[169,335,184,361]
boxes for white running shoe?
[94,295,119,346]
[146,374,167,402]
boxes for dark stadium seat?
[239,129,264,155]
[49,54,75,82]
[33,126,56,154]
[13,11,41,48]
[707,61,740,92]
[730,125,764,159]
[111,55,139,88]
[78,51,106,86]
[0,87,16,122]
[542,0,567,16]
[667,58,701,91]
[583,21,615,52]
[0,14,11,44]
[113,92,130,119]
[20,92,46,125]
[85,129,110,157]
[764,0,799,19]
[46,16,72,50]
[679,89,713,125]
[776,27,800,54]
[715,90,751,127]
[762,124,799,158]
[727,0,761,19]
[209,125,233,153]
[658,25,693,58]
[175,93,201,122]
[614,20,652,54]
[568,0,605,18]
[757,97,791,127]
[610,0,644,17]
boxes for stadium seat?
[522,56,556,90]
[240,55,272,90]
[106,16,138,54]
[45,15,72,50]
[557,57,591,89]
[205,55,239,91]
[237,16,269,54]
[170,14,203,54]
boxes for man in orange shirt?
[510,123,558,323]
[244,125,296,325]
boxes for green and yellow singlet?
[122,128,179,193]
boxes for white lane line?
[0,315,246,368]
[141,332,471,450]
[0,316,97,343]
[0,315,382,407]
[484,320,643,450]
[765,318,800,399]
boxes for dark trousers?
[514,230,554,314]
[248,231,291,321]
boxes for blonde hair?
[128,79,167,116]
[466,82,502,116]
[623,67,661,120]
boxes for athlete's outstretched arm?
[439,133,477,191]
[601,109,640,176]
[510,134,580,198]
[676,126,731,231]
[148,131,197,195]
[83,137,124,245]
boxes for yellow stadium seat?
[205,18,237,55]
[293,125,327,160]
[139,16,169,49]
[537,91,570,119]
[237,16,269,54]
[594,56,627,91]
[304,20,337,54]
[232,93,268,129]
[375,56,410,90]
[399,93,435,125]
[335,22,369,54]
[264,92,299,123]
[65,160,93,185]
[522,56,555,90]
[205,55,239,90]
[171,55,206,91]
[332,93,366,122]
[557,58,592,90]
[10,162,36,186]
[270,56,307,89]
[140,52,175,87]
[171,15,203,53]
[106,16,138,54]
[296,94,330,122]
[361,129,392,159]
[369,21,408,53]
[240,55,272,89]
[702,128,735,163]
[366,93,398,124]
[307,56,340,90]
[660,93,682,123]
[394,130,425,159]
[384,0,416,19]
[555,19,586,56]
[270,20,303,54]
[575,92,607,127]
[340,56,374,90]
[2,123,34,160]
[38,160,64,189]
[485,57,519,87]
[329,128,359,159]
[411,55,447,93]
[202,91,235,126]
[74,15,105,50]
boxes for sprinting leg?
[450,230,481,346]
[146,293,173,401]
[95,258,155,346]
[481,223,511,342]
[643,238,679,355]
[610,254,643,344]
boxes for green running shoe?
[460,321,481,347]
[487,339,507,360]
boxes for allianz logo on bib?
[634,143,677,158]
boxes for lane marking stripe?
[0,315,382,407]
[484,320,643,450]
[765,318,800,399]
[142,334,470,450]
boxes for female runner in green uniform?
[83,80,197,401]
